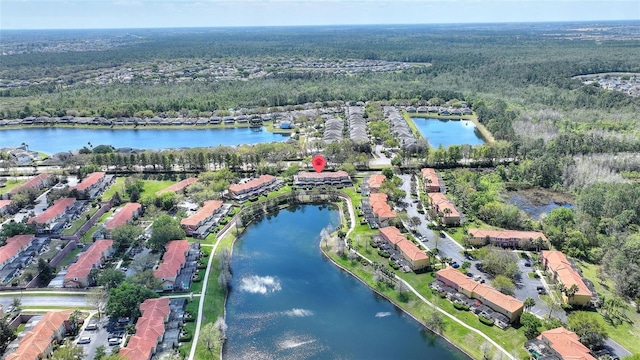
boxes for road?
[369,145,392,167]
[0,294,88,308]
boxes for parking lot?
[513,253,553,318]
[76,315,126,359]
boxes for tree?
[97,269,126,289]
[0,221,34,244]
[68,310,83,336]
[524,297,536,312]
[37,258,55,283]
[51,340,84,360]
[491,275,516,295]
[568,312,608,349]
[0,317,16,354]
[105,282,158,320]
[479,246,519,280]
[520,312,542,339]
[87,288,109,319]
[396,280,410,302]
[128,269,162,290]
[423,306,445,335]
[110,224,144,251]
[11,297,22,312]
[199,322,221,358]
[382,168,394,180]
[157,350,182,360]
[94,345,107,360]
[565,284,579,303]
[149,215,185,251]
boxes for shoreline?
[408,113,496,143]
[0,123,295,135]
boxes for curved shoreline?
[0,123,295,134]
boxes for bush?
[378,250,390,258]
[453,302,470,311]
[389,260,400,270]
[369,241,378,248]
[479,315,495,326]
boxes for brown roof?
[379,226,405,245]
[181,200,223,227]
[396,238,429,262]
[469,229,547,242]
[367,174,386,190]
[369,193,396,219]
[64,239,113,280]
[420,168,441,189]
[437,267,524,314]
[541,251,592,297]
[28,197,75,224]
[229,175,276,194]
[154,240,189,279]
[8,173,50,195]
[156,177,198,195]
[0,234,34,266]
[538,327,596,360]
[0,199,12,209]
[121,298,170,360]
[105,203,141,231]
[427,192,460,218]
[73,172,105,192]
[296,171,350,180]
[5,310,73,360]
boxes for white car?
[78,336,91,344]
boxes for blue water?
[0,127,289,153]
[224,205,467,360]
[412,117,485,148]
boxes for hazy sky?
[2,0,639,30]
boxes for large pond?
[224,204,467,360]
[412,117,485,148]
[0,127,289,153]
[509,193,573,220]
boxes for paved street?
[0,294,88,308]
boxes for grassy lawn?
[58,247,83,268]
[81,225,100,243]
[102,177,127,201]
[0,179,27,195]
[402,111,424,140]
[140,179,180,202]
[61,205,100,236]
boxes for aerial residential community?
[1,11,640,360]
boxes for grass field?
[102,177,127,201]
[0,179,27,195]
[140,179,180,201]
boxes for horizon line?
[2,19,639,32]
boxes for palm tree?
[524,297,536,312]
[566,284,579,303]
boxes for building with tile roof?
[228,175,279,201]
[0,199,14,215]
[369,193,397,227]
[63,239,114,288]
[27,197,75,231]
[437,266,523,322]
[420,168,441,192]
[120,298,171,360]
[5,310,73,360]
[73,172,105,193]
[533,327,596,360]
[156,177,198,195]
[468,229,548,248]
[379,227,429,271]
[427,192,460,226]
[0,234,35,270]
[293,171,352,188]
[367,174,386,193]
[180,200,224,236]
[154,240,189,291]
[104,202,142,234]
[541,251,594,306]
[3,173,52,200]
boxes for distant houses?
[293,171,353,189]
[379,226,430,271]
[156,177,198,195]
[227,175,280,202]
[540,250,595,307]
[63,239,114,288]
[0,234,35,271]
[72,172,111,199]
[427,193,460,226]
[467,229,548,249]
[367,174,386,193]
[0,199,13,216]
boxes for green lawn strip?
[140,179,180,202]
[0,179,27,195]
[81,225,100,243]
[266,185,292,199]
[572,310,640,355]
[178,297,201,357]
[402,111,424,140]
[22,305,93,310]
[264,122,295,134]
[62,206,100,235]
[102,177,128,201]
[57,247,83,269]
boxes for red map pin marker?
[312,154,326,173]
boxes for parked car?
[536,286,546,295]
[78,336,91,344]
[85,321,98,330]
[451,262,460,268]
[524,261,532,267]
[108,338,122,346]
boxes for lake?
[509,193,573,220]
[0,127,289,153]
[223,204,467,360]
[412,117,485,148]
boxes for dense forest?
[1,22,640,300]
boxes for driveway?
[76,314,111,360]
[512,252,551,318]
